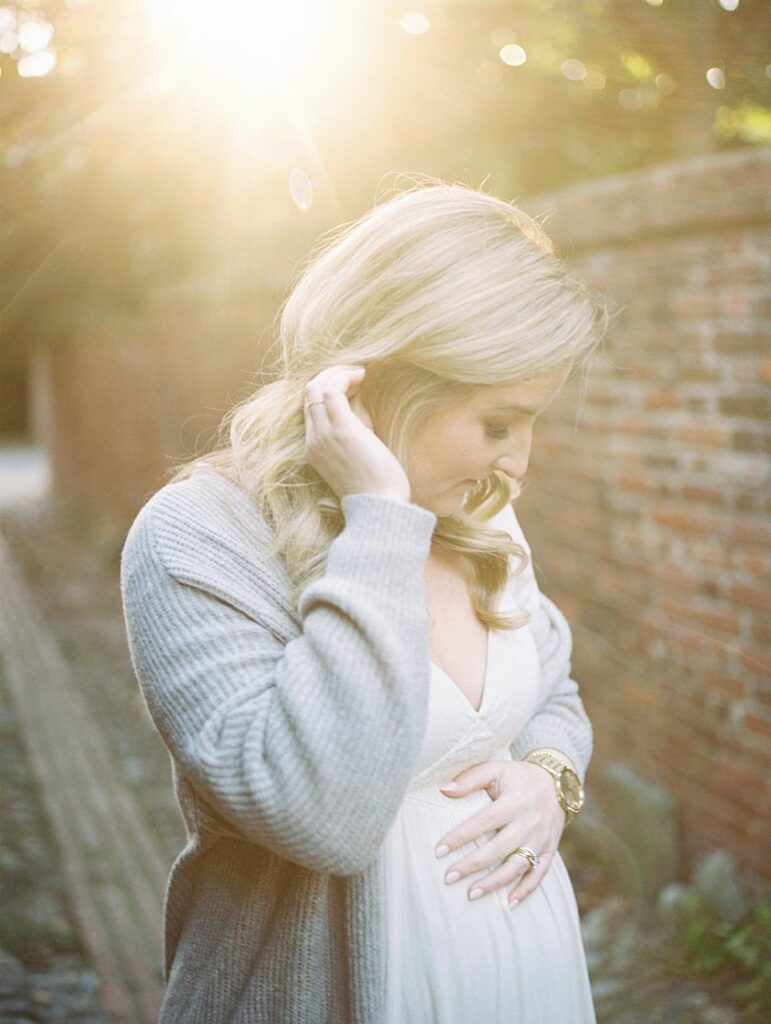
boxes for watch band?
[524,750,571,778]
[523,749,583,825]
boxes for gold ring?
[507,845,541,870]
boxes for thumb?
[439,761,502,798]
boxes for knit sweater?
[120,467,592,1023]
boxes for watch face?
[559,769,584,812]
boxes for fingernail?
[508,897,519,910]
[469,888,484,901]
[435,844,449,859]
[445,871,461,885]
[440,782,458,792]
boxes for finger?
[507,852,555,907]
[434,803,508,859]
[439,760,506,799]
[440,825,522,885]
[308,365,366,397]
[323,384,364,428]
[305,368,365,426]
[461,851,532,902]
[303,389,332,432]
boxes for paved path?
[0,532,167,1023]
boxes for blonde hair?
[173,176,609,628]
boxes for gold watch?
[523,750,585,825]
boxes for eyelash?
[484,422,510,440]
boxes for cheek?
[409,412,478,479]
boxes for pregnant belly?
[384,784,509,917]
[382,786,594,1024]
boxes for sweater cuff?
[330,492,437,587]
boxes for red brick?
[651,507,715,533]
[738,648,771,678]
[745,714,771,740]
[677,424,731,446]
[719,395,770,419]
[680,485,725,507]
[618,474,652,493]
[643,390,682,410]
[728,584,771,613]
[732,430,764,452]
[704,672,748,699]
[715,332,767,355]
[751,619,771,646]
[672,292,722,318]
[728,519,771,547]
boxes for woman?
[121,180,608,1023]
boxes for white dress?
[382,508,596,1024]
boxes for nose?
[491,429,532,480]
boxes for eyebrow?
[484,402,542,415]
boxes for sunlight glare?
[149,0,335,91]
[288,166,313,210]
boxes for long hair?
[173,177,609,627]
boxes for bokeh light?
[17,49,56,77]
[561,59,586,82]
[499,43,526,68]
[398,12,430,36]
[18,17,54,54]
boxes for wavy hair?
[173,176,609,628]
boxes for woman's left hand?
[434,759,566,908]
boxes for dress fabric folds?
[382,558,596,1024]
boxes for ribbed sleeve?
[509,591,593,782]
[120,474,437,876]
[501,503,594,782]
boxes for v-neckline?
[430,626,495,717]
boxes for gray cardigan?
[120,467,592,1023]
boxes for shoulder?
[121,469,287,615]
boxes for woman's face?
[406,360,573,517]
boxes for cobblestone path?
[0,532,166,1023]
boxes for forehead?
[470,363,572,412]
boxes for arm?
[509,590,592,782]
[121,483,437,877]
[498,502,593,783]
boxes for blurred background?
[0,1,769,1022]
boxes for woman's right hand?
[303,364,412,503]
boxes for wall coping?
[523,146,771,252]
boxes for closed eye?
[484,422,510,440]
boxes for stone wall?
[518,146,770,879]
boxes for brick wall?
[519,147,770,879]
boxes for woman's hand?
[434,759,566,908]
[303,364,412,503]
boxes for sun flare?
[147,0,347,92]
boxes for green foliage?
[678,894,771,1019]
